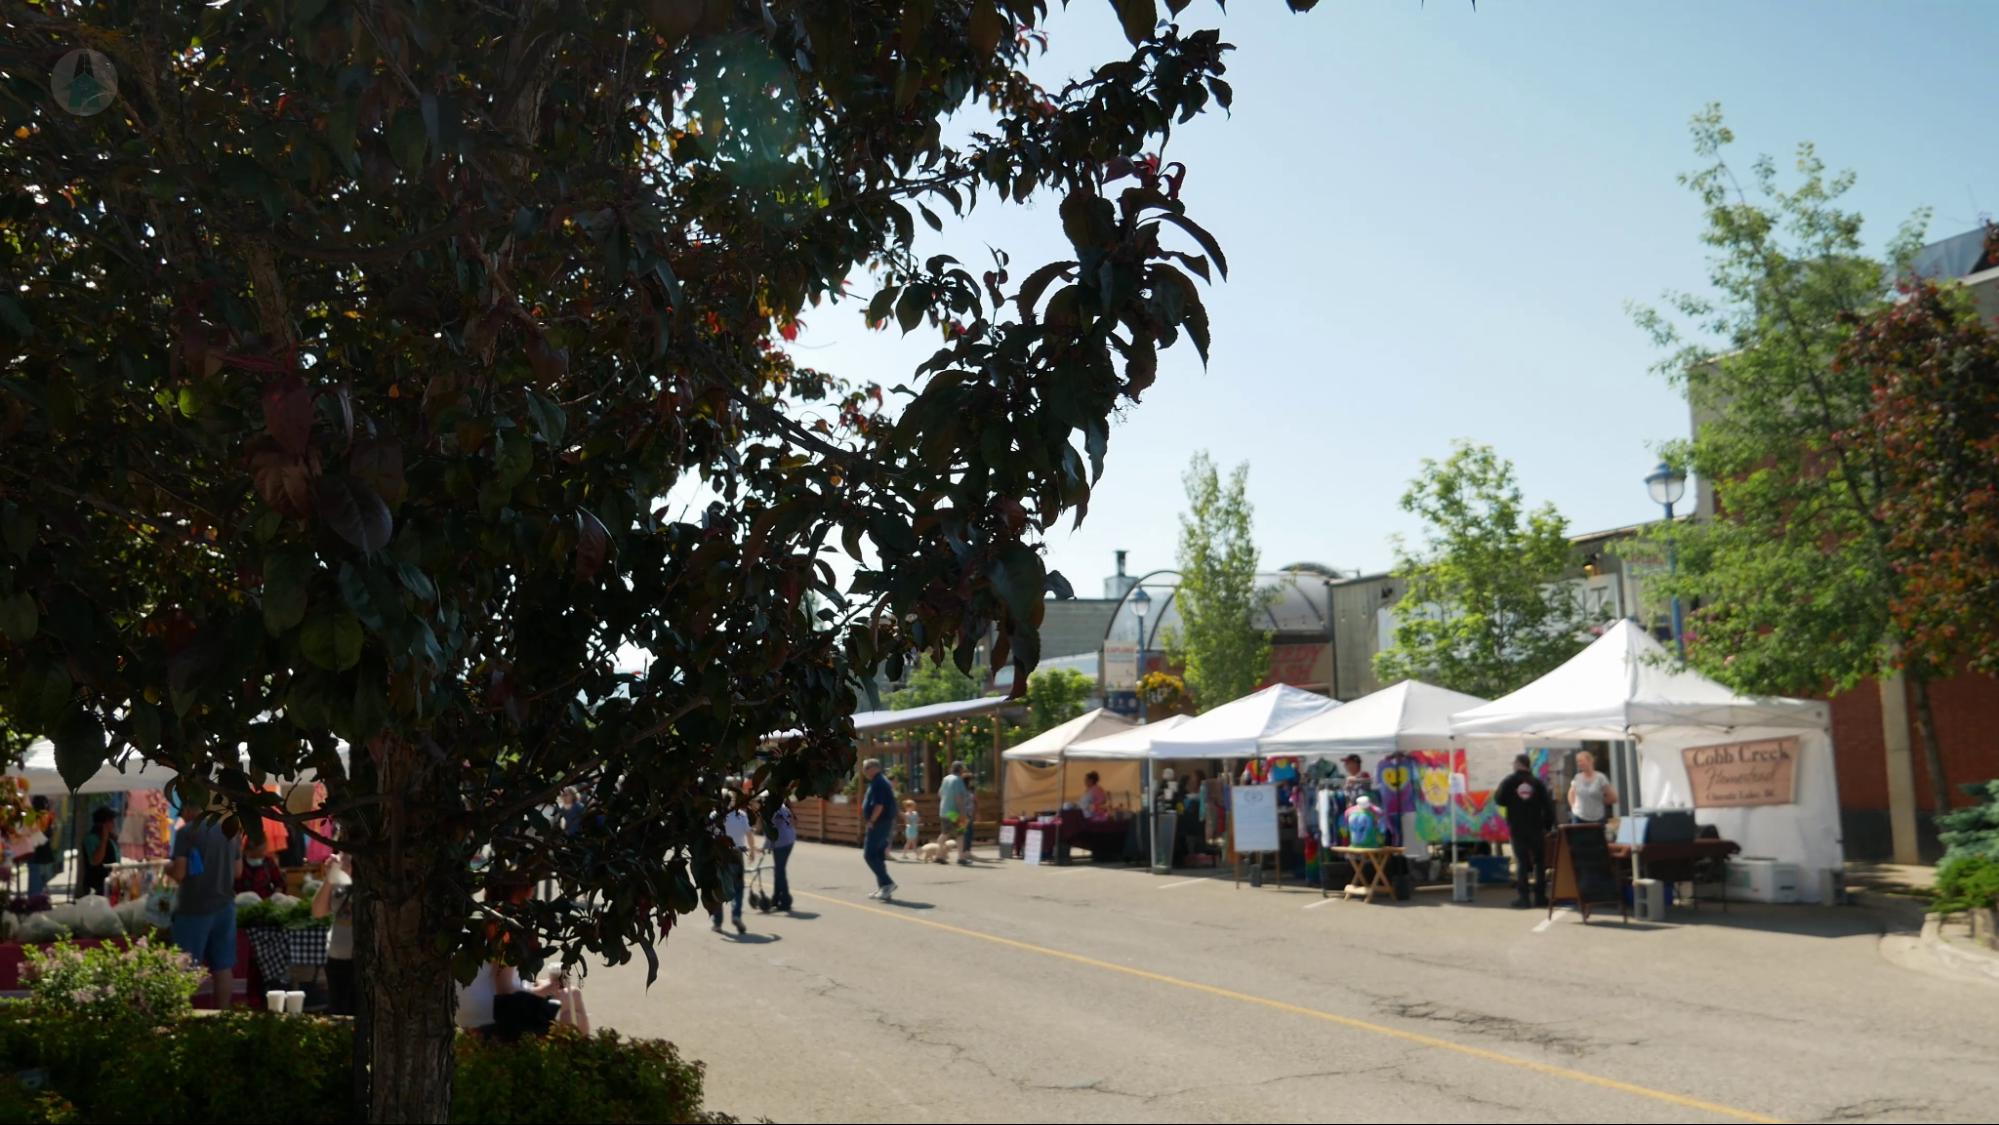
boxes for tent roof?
[9,739,350,797]
[1148,684,1338,760]
[1000,709,1134,761]
[1259,680,1489,758]
[1062,714,1193,760]
[1448,620,1830,741]
[767,695,1013,742]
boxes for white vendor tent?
[1148,684,1338,761]
[1449,620,1842,899]
[1063,714,1193,760]
[1257,680,1489,758]
[10,738,350,797]
[1000,709,1134,762]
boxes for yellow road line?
[796,890,1786,1124]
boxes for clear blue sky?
[785,0,1999,592]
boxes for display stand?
[1547,824,1628,923]
[1332,846,1397,903]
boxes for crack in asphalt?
[1366,995,1605,1058]
[1811,1097,1938,1122]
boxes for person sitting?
[1078,772,1110,819]
[455,874,589,1040]
[234,838,286,898]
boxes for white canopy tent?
[1000,709,1135,762]
[1062,714,1192,760]
[1449,620,1842,899]
[1148,684,1338,761]
[1257,680,1489,758]
[9,739,351,797]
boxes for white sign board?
[1230,785,1280,854]
[998,823,1016,848]
[1103,642,1140,691]
[1022,827,1045,866]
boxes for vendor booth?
[1450,620,1842,903]
[1000,709,1138,819]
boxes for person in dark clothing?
[860,759,897,902]
[1494,754,1558,908]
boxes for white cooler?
[1726,858,1801,903]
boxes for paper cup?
[266,990,286,1013]
[284,990,306,1015]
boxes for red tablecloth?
[0,933,259,1006]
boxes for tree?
[1023,666,1093,737]
[1374,441,1588,698]
[0,3,1260,1118]
[1169,452,1271,709]
[1628,105,1952,823]
[1846,278,1999,680]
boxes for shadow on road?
[883,899,936,910]
[725,931,784,945]
[775,911,821,921]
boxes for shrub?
[22,937,204,1029]
[1937,778,1999,862]
[1934,854,1999,915]
[451,1030,709,1124]
[0,1005,725,1123]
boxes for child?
[898,799,920,861]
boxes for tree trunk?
[351,740,466,1124]
[1909,671,1953,827]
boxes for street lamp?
[1645,461,1688,662]
[1130,587,1152,725]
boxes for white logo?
[52,49,118,117]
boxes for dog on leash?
[917,837,962,864]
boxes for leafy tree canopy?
[0,1,1274,1118]
[1169,450,1269,709]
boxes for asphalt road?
[586,843,1999,1124]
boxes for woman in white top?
[1568,750,1618,825]
[710,790,756,935]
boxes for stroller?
[746,853,779,914]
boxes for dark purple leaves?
[313,474,393,554]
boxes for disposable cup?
[285,990,306,1015]
[265,990,286,1014]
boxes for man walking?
[938,760,974,865]
[1494,753,1557,909]
[168,813,244,1007]
[860,759,897,902]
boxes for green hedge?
[0,1006,730,1124]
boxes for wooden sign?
[1547,825,1626,923]
[1230,785,1280,854]
[1681,737,1801,808]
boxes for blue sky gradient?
[785,1,1999,591]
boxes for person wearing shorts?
[169,817,244,1008]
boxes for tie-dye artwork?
[1379,747,1556,844]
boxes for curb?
[1922,913,1999,985]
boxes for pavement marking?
[1532,916,1556,933]
[1155,878,1211,890]
[1303,896,1339,910]
[796,891,1786,1124]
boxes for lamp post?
[1645,461,1688,663]
[1130,586,1152,726]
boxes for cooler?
[1726,858,1801,904]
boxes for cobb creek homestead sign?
[1681,737,1801,808]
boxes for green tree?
[0,3,1261,1117]
[1628,106,1950,824]
[886,657,1005,787]
[1374,441,1588,698]
[1170,451,1271,709]
[1023,666,1093,736]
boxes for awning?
[1000,709,1134,762]
[766,695,1015,742]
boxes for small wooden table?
[1331,846,1398,903]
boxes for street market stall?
[1000,709,1136,862]
[1150,685,1339,884]
[1450,620,1842,903]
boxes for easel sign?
[1547,824,1627,924]
[997,822,1015,861]
[1022,827,1044,867]
[1230,784,1280,889]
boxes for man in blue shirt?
[860,758,897,902]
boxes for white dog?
[918,837,962,864]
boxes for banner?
[1103,642,1140,691]
[1681,737,1801,808]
